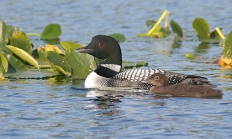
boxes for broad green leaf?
[192,17,210,40]
[53,65,70,76]
[37,46,48,60]
[210,28,222,39]
[0,56,5,79]
[0,53,8,79]
[65,49,96,79]
[6,45,39,68]
[40,24,62,39]
[0,21,6,42]
[6,53,27,72]
[0,53,8,73]
[170,20,183,38]
[9,31,33,54]
[47,51,72,76]
[5,25,19,42]
[109,33,126,42]
[0,41,26,72]
[122,60,148,70]
[185,53,197,60]
[145,19,155,27]
[60,41,81,51]
[222,31,232,58]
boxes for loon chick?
[144,73,222,98]
[75,35,211,89]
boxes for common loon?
[75,35,211,89]
[143,73,222,98]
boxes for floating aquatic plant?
[138,10,170,38]
[192,17,222,42]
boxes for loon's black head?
[75,35,122,66]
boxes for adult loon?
[143,73,222,98]
[75,35,211,89]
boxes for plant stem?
[39,65,52,69]
[164,11,169,28]
[215,27,225,39]
[147,10,168,35]
[26,33,41,37]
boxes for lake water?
[0,0,232,138]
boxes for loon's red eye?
[99,43,103,47]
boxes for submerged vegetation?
[0,10,232,80]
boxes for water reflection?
[195,42,211,53]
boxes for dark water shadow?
[195,42,211,53]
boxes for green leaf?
[192,17,210,40]
[9,31,33,54]
[0,41,26,72]
[5,25,19,42]
[210,28,222,39]
[145,19,155,27]
[0,53,8,79]
[6,45,39,68]
[60,41,81,51]
[122,60,148,70]
[0,53,8,73]
[185,53,197,60]
[53,65,68,76]
[109,33,126,42]
[0,21,6,42]
[222,31,232,58]
[47,51,72,76]
[37,46,48,60]
[0,21,19,43]
[170,20,183,38]
[65,49,96,79]
[40,24,62,39]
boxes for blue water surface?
[0,0,232,138]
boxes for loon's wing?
[113,69,163,82]
[163,71,212,86]
[108,69,211,89]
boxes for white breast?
[84,72,109,88]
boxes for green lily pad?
[109,33,126,42]
[145,19,155,27]
[0,21,19,43]
[9,31,33,54]
[122,60,148,70]
[210,28,222,39]
[47,51,72,76]
[40,24,62,40]
[170,20,183,38]
[192,17,210,40]
[6,45,39,68]
[65,49,96,79]
[222,31,232,58]
[37,46,48,60]
[0,21,6,42]
[0,53,8,73]
[53,65,69,76]
[0,53,8,79]
[60,41,81,51]
[185,53,197,60]
[5,25,19,42]
[0,41,26,72]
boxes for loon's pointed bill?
[75,35,212,89]
[75,45,94,54]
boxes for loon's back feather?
[101,69,211,89]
